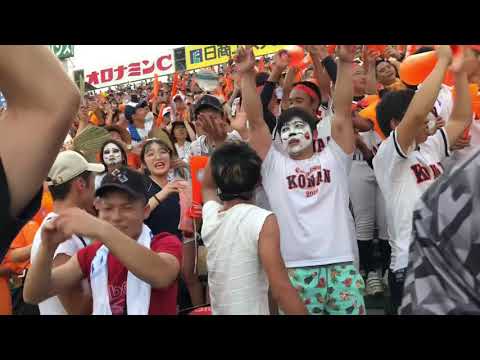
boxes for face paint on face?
[103,143,123,166]
[280,117,313,156]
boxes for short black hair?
[376,89,416,137]
[276,107,317,138]
[48,171,92,201]
[292,81,321,102]
[210,142,262,201]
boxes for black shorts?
[0,157,42,262]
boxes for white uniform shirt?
[185,130,242,163]
[201,201,272,315]
[261,140,357,268]
[30,212,90,315]
[373,128,450,271]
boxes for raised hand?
[436,45,453,65]
[54,207,105,240]
[337,45,356,63]
[304,45,329,60]
[197,113,228,147]
[235,46,256,74]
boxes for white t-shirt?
[30,212,90,315]
[95,173,107,190]
[261,140,357,268]
[175,141,192,161]
[128,121,153,145]
[353,130,382,161]
[373,128,450,271]
[185,130,242,162]
[201,201,272,315]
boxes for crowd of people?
[0,44,479,315]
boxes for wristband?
[153,194,161,204]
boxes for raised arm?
[305,46,333,101]
[364,48,378,95]
[396,46,452,154]
[236,47,272,160]
[280,66,298,111]
[331,45,356,154]
[444,50,474,146]
[0,46,81,217]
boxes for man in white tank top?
[198,138,306,315]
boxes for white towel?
[90,224,153,315]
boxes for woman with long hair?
[96,139,128,189]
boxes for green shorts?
[287,262,366,315]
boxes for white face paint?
[280,117,313,156]
[103,143,123,166]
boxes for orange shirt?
[8,220,40,273]
[33,187,54,226]
[0,276,12,315]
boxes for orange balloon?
[400,51,438,85]
[190,156,209,207]
[286,45,305,67]
[358,98,386,140]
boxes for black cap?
[194,94,223,116]
[124,101,147,121]
[96,167,149,203]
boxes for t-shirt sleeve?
[76,243,101,279]
[326,139,353,175]
[151,234,183,266]
[421,128,450,162]
[373,131,407,181]
[202,200,221,220]
[55,236,82,258]
[261,142,283,183]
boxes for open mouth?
[154,160,166,170]
[288,139,300,146]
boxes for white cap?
[47,151,105,186]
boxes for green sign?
[73,69,85,95]
[49,45,74,60]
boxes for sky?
[70,45,184,71]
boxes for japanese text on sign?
[185,45,287,70]
[84,50,175,88]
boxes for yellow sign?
[185,45,288,71]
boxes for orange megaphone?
[190,155,209,208]
[399,47,459,86]
[286,45,305,67]
[358,96,386,140]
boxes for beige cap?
[47,150,105,186]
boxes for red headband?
[293,84,319,101]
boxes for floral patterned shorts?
[287,262,366,315]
